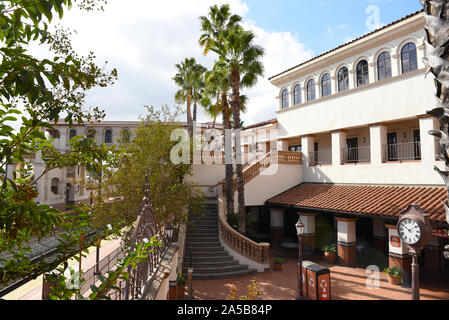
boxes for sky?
[41,0,423,126]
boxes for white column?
[301,136,315,166]
[391,53,400,77]
[417,44,427,70]
[369,61,376,84]
[348,69,356,90]
[331,131,346,166]
[277,140,289,152]
[336,217,357,266]
[299,213,316,236]
[419,116,439,164]
[370,124,387,165]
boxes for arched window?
[321,73,331,97]
[51,178,59,195]
[306,79,316,102]
[281,89,289,109]
[87,129,96,139]
[105,129,113,144]
[293,84,301,106]
[377,52,392,81]
[69,129,77,140]
[122,129,131,143]
[401,42,418,74]
[356,60,369,87]
[338,67,349,92]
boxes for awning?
[266,183,448,223]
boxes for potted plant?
[273,257,286,271]
[383,267,403,285]
[176,273,187,299]
[322,244,337,264]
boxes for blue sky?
[39,0,424,127]
[245,0,422,58]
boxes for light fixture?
[165,222,174,241]
[296,218,305,236]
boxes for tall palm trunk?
[422,0,449,225]
[187,93,193,137]
[222,92,234,218]
[230,67,246,234]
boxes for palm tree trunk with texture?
[422,0,449,225]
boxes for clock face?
[398,218,421,245]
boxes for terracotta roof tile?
[266,183,448,223]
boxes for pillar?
[331,131,346,166]
[301,136,315,167]
[391,53,400,77]
[369,61,376,84]
[277,140,289,152]
[299,213,316,251]
[385,224,411,284]
[270,209,284,246]
[419,116,439,164]
[370,124,387,164]
[336,217,358,267]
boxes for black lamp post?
[165,222,174,243]
[296,218,305,300]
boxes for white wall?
[243,164,303,206]
[303,161,445,185]
[277,71,435,139]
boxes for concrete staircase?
[183,201,257,279]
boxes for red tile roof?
[266,183,448,223]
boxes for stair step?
[185,241,221,246]
[183,265,250,274]
[190,269,257,280]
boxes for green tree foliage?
[98,105,204,241]
[0,0,119,286]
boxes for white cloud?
[41,0,313,125]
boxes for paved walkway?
[2,238,122,300]
[193,256,449,300]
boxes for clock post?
[396,205,432,301]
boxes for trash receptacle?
[303,262,331,300]
[301,261,316,298]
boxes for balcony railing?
[309,149,332,166]
[385,142,421,162]
[343,146,371,164]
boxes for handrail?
[216,150,302,267]
[216,184,270,266]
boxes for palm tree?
[173,58,206,137]
[199,4,242,221]
[199,5,264,234]
[422,0,449,226]
[218,25,264,235]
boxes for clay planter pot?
[176,286,186,300]
[273,264,282,271]
[387,275,402,285]
[324,251,336,264]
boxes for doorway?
[346,138,359,163]
[387,132,398,161]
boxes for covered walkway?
[192,255,449,300]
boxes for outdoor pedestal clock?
[397,204,432,300]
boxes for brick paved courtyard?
[193,256,449,301]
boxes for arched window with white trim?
[281,89,289,109]
[321,73,331,97]
[377,52,392,81]
[338,67,349,92]
[293,84,301,106]
[356,60,369,87]
[306,79,316,102]
[401,42,417,74]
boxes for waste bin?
[302,261,331,300]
